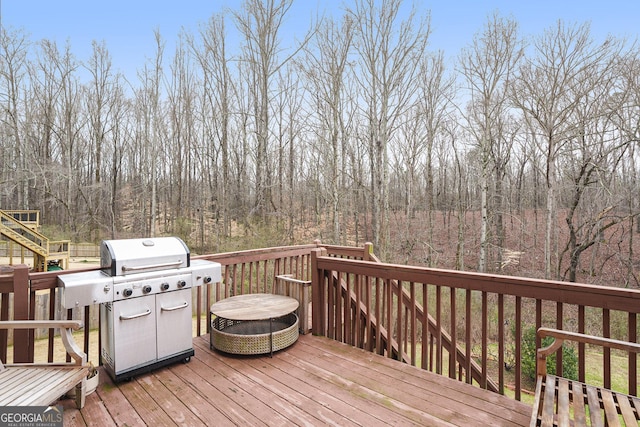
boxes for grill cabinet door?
[156,288,193,359]
[110,296,157,372]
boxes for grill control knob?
[203,276,212,284]
[143,285,152,294]
[177,280,186,288]
[161,282,170,291]
[123,288,133,298]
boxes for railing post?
[12,264,32,363]
[311,247,327,336]
[363,242,374,261]
[629,313,637,396]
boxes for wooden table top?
[210,293,299,321]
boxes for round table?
[210,293,299,355]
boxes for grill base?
[105,349,194,382]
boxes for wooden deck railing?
[0,241,366,361]
[2,241,639,403]
[310,248,640,400]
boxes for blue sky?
[2,1,639,82]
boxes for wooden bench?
[0,320,89,408]
[530,327,640,426]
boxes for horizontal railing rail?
[1,210,40,226]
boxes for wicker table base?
[211,313,299,355]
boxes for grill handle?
[121,260,184,273]
[119,308,152,320]
[161,301,189,312]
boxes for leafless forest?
[1,0,639,287]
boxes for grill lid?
[101,237,190,277]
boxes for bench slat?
[617,394,638,426]
[571,381,587,425]
[557,377,570,426]
[530,373,544,426]
[10,369,57,406]
[23,368,84,406]
[586,385,604,427]
[600,388,621,427]
[0,368,47,405]
[631,396,640,418]
[541,375,556,427]
[0,366,87,406]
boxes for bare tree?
[85,40,118,237]
[558,44,633,282]
[135,30,165,237]
[459,12,523,272]
[271,65,307,241]
[85,41,114,185]
[418,51,455,266]
[0,27,30,207]
[191,13,234,241]
[511,21,622,279]
[39,40,84,234]
[445,120,469,271]
[234,0,311,221]
[165,32,198,235]
[347,0,430,257]
[612,52,640,286]
[24,40,61,221]
[106,78,130,238]
[300,14,354,243]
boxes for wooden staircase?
[0,210,70,271]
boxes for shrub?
[520,326,578,381]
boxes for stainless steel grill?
[59,237,221,382]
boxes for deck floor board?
[61,334,531,426]
[238,343,394,425]
[201,342,367,425]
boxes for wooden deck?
[60,334,531,426]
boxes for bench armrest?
[0,320,82,331]
[0,320,86,366]
[536,327,640,377]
